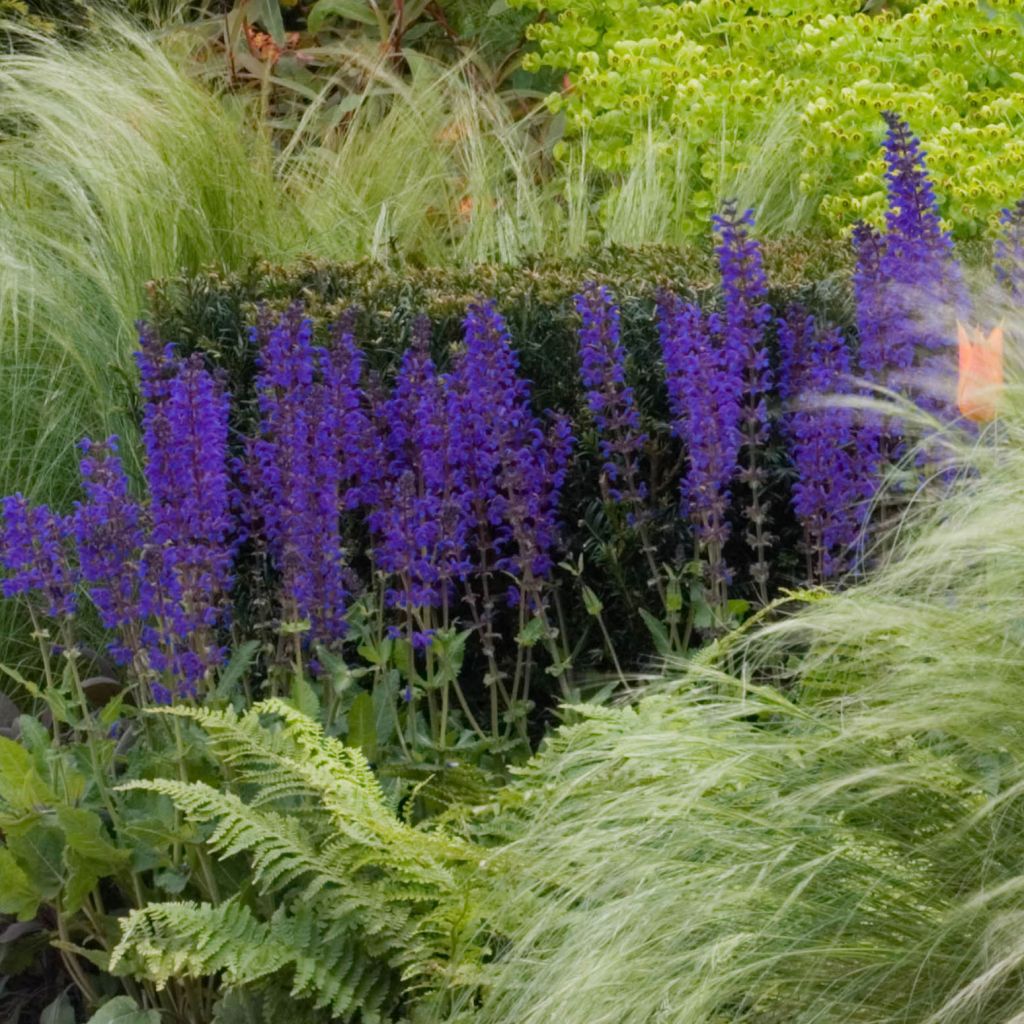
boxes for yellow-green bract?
[514,0,1024,239]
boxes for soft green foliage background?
[515,0,1024,238]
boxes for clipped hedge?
[141,242,855,678]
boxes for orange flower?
[957,321,1004,423]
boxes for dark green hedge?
[144,241,857,679]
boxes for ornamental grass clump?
[451,321,1024,1024]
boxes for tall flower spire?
[777,309,864,581]
[574,284,648,519]
[658,291,744,615]
[73,437,145,663]
[252,304,349,646]
[995,198,1024,303]
[373,317,468,619]
[140,345,235,696]
[713,203,773,601]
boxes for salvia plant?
[0,113,1017,745]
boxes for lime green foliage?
[516,0,1024,238]
[449,344,1024,1022]
[113,700,481,1020]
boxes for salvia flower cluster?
[2,112,1018,703]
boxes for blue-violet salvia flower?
[876,112,969,415]
[0,494,76,618]
[574,283,648,520]
[658,292,744,601]
[140,349,235,692]
[252,304,348,644]
[995,198,1024,304]
[712,202,773,592]
[374,317,469,611]
[73,437,145,661]
[777,309,864,580]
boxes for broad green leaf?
[40,989,75,1024]
[51,939,111,972]
[63,850,103,915]
[347,692,377,762]
[0,847,41,920]
[7,824,64,897]
[372,672,399,749]
[56,805,127,864]
[0,735,55,809]
[212,640,260,701]
[289,672,321,720]
[638,608,672,657]
[84,996,160,1024]
[309,0,378,31]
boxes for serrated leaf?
[84,996,160,1024]
[347,692,377,763]
[0,734,55,809]
[63,850,103,915]
[516,616,547,648]
[0,847,41,921]
[309,0,378,31]
[7,825,64,897]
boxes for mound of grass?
[452,313,1024,1023]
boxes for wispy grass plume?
[448,312,1024,1024]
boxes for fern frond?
[117,703,483,1018]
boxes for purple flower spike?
[777,309,864,579]
[252,304,349,644]
[995,198,1024,303]
[574,284,648,518]
[74,437,145,660]
[875,112,969,413]
[658,292,743,601]
[0,494,76,618]
[140,347,235,690]
[322,313,385,512]
[712,203,773,594]
[448,300,573,589]
[373,317,469,611]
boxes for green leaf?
[638,608,672,657]
[40,990,75,1024]
[581,584,604,617]
[246,0,286,44]
[212,640,260,701]
[0,847,41,920]
[63,850,103,915]
[7,825,64,897]
[308,0,378,31]
[154,866,190,894]
[516,616,547,648]
[56,806,127,864]
[347,692,377,763]
[372,672,399,749]
[84,996,160,1024]
[289,673,321,720]
[0,734,55,809]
